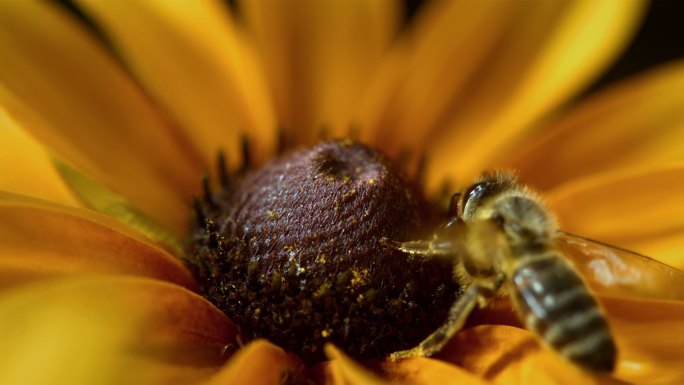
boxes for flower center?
[186,139,460,363]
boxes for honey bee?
[386,170,684,372]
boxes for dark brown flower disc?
[186,140,461,363]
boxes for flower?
[1,1,683,385]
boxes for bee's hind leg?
[389,275,503,360]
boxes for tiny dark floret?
[186,139,460,363]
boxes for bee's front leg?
[389,274,504,360]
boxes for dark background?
[586,1,684,94]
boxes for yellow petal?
[241,0,401,144]
[0,1,203,233]
[421,0,645,189]
[0,276,237,385]
[205,340,301,385]
[323,344,391,385]
[603,296,684,385]
[507,60,684,191]
[0,191,197,291]
[75,0,276,166]
[0,108,78,206]
[546,165,684,268]
[53,156,183,253]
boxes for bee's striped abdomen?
[511,254,616,372]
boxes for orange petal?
[507,60,684,191]
[0,276,237,385]
[323,344,391,385]
[240,0,401,144]
[0,1,204,234]
[0,108,78,206]
[75,0,276,165]
[546,165,684,268]
[437,326,609,385]
[602,296,684,384]
[380,357,490,385]
[418,0,645,189]
[0,191,197,291]
[205,340,302,385]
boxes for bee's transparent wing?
[557,231,684,300]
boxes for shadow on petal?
[0,191,197,290]
[0,276,237,385]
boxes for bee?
[385,170,684,372]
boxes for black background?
[588,1,684,94]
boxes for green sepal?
[51,155,184,255]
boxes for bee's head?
[456,170,519,222]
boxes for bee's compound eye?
[461,182,491,220]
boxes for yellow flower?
[1,1,683,385]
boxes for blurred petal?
[507,60,684,190]
[603,296,684,385]
[437,326,607,385]
[546,165,684,268]
[0,1,203,233]
[205,340,301,385]
[76,0,276,165]
[380,357,490,385]
[419,0,645,189]
[0,276,237,385]
[324,345,390,385]
[53,156,183,253]
[0,191,197,290]
[358,0,522,152]
[0,108,78,206]
[241,0,401,144]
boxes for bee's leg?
[389,274,504,360]
[382,237,462,259]
[389,285,479,360]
